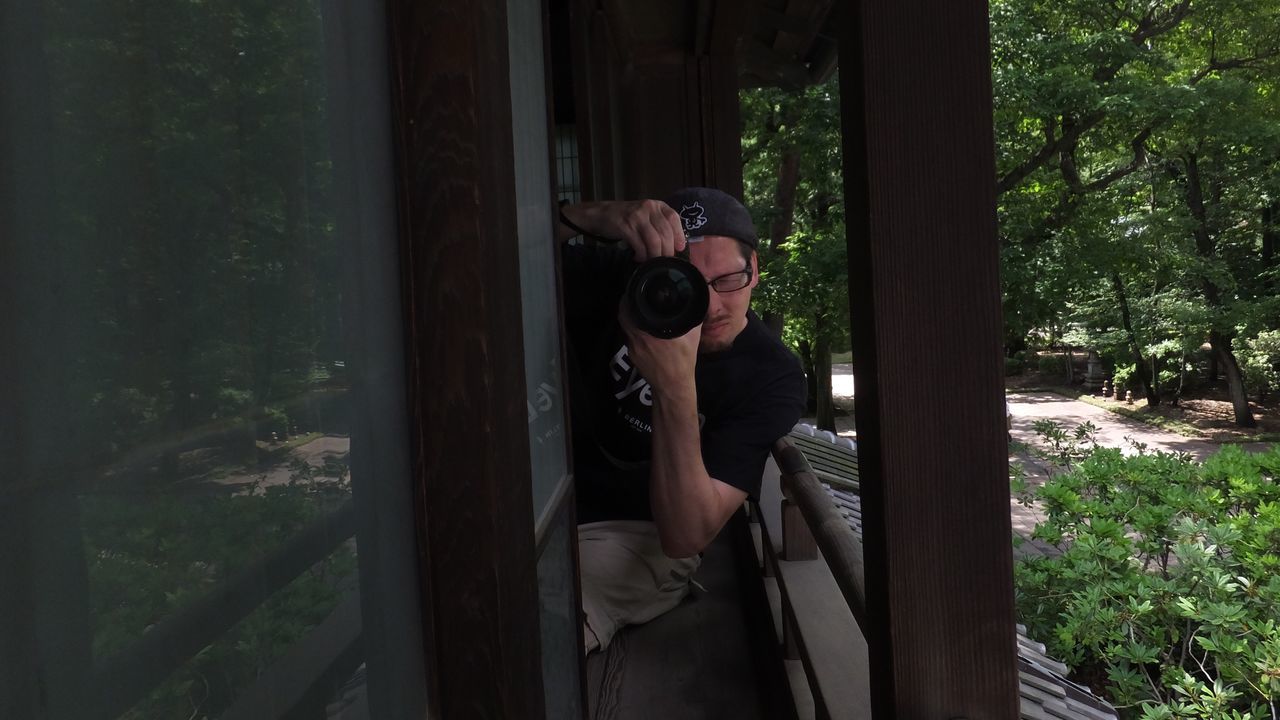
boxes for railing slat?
[754,457,872,720]
[220,589,364,720]
[91,500,357,719]
[771,439,867,630]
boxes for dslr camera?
[625,249,708,339]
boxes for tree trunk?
[1111,273,1159,405]
[798,339,818,414]
[1183,153,1256,426]
[1173,350,1186,407]
[815,330,835,431]
[761,144,801,338]
[1210,331,1257,428]
[1264,203,1277,298]
[1264,204,1276,268]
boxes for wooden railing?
[770,438,867,628]
[750,435,872,719]
[90,501,360,719]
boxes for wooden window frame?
[385,1,553,717]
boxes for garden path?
[821,372,1278,561]
[1009,392,1274,558]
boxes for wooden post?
[837,0,1020,715]
[781,496,819,562]
[385,1,547,716]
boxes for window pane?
[537,506,585,720]
[1,1,426,718]
[506,0,582,715]
[507,0,571,537]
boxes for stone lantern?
[1083,350,1105,392]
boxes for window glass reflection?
[2,1,424,717]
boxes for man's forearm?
[648,384,733,557]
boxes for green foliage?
[1007,355,1026,375]
[1115,363,1138,390]
[42,0,346,463]
[1016,427,1280,717]
[1039,353,1071,375]
[1030,418,1100,467]
[741,74,849,352]
[992,0,1280,420]
[1239,331,1280,400]
[84,472,353,719]
[26,3,362,717]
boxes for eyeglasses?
[706,266,753,293]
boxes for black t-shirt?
[562,243,807,524]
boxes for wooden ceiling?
[591,0,837,89]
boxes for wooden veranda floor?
[584,515,796,720]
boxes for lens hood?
[625,256,709,339]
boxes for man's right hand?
[559,200,687,262]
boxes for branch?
[1084,128,1152,192]
[995,5,1277,200]
[996,2,1196,196]
[1060,146,1084,193]
[1188,49,1280,85]
[998,112,1104,195]
[1132,0,1194,46]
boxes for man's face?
[687,235,758,353]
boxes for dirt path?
[1007,391,1275,558]
[192,435,351,492]
[1008,391,1274,460]
[822,372,1278,559]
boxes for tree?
[992,0,1280,426]
[742,75,849,431]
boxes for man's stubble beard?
[698,336,733,354]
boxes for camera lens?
[625,256,709,339]
[642,270,692,315]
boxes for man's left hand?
[618,300,700,398]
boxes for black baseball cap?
[663,187,758,249]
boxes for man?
[558,187,806,653]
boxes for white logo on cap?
[679,202,708,233]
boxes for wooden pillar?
[384,1,546,717]
[837,0,1020,716]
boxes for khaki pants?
[578,520,702,653]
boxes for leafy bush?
[1113,363,1136,392]
[84,469,354,719]
[1015,430,1280,718]
[1030,418,1099,467]
[1240,331,1280,401]
[1039,353,1069,375]
[1007,355,1026,376]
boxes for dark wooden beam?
[741,39,812,89]
[694,0,713,56]
[572,3,619,200]
[753,6,814,35]
[837,0,1020,716]
[702,53,745,198]
[385,1,546,717]
[770,0,831,58]
[710,0,750,56]
[599,0,637,65]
